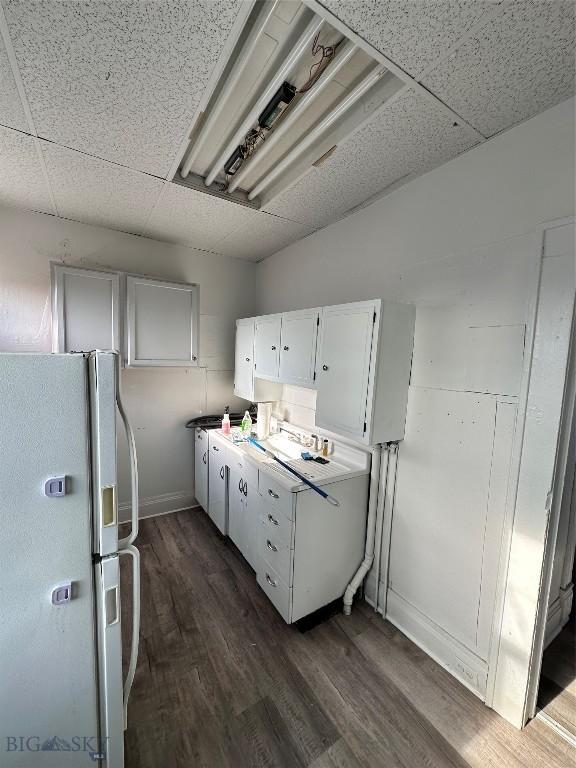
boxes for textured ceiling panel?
[42,143,164,233]
[145,183,261,251]
[0,32,27,131]
[0,125,55,213]
[4,0,243,176]
[422,1,576,137]
[263,88,480,229]
[320,0,497,77]
[214,213,316,261]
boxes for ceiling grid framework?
[0,0,572,261]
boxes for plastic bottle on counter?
[221,406,231,435]
[241,410,252,437]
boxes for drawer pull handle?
[271,345,277,351]
[266,573,278,588]
[283,346,289,351]
[266,540,278,553]
[212,446,219,452]
[268,489,279,499]
[268,514,279,526]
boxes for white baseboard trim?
[545,583,574,647]
[119,491,197,521]
[386,588,488,699]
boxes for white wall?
[0,207,257,518]
[256,97,575,696]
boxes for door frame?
[485,216,576,727]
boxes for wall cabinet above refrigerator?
[51,263,199,368]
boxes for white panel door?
[52,263,120,353]
[243,462,260,570]
[315,303,375,439]
[234,320,255,400]
[0,354,100,763]
[279,309,319,386]
[254,315,281,380]
[208,432,227,534]
[228,459,246,554]
[194,428,208,512]
[126,275,199,367]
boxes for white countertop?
[211,427,371,492]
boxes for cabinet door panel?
[254,316,281,379]
[126,276,198,366]
[234,320,254,400]
[52,264,120,353]
[208,435,227,533]
[243,463,259,570]
[228,463,245,552]
[316,305,375,439]
[194,429,208,512]
[279,310,318,386]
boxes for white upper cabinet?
[316,303,375,440]
[254,315,281,379]
[316,300,415,445]
[51,264,120,353]
[278,309,319,387]
[234,319,255,401]
[125,276,199,367]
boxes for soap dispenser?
[221,406,231,435]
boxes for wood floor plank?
[123,510,575,768]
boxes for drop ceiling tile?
[145,182,261,251]
[4,0,243,176]
[320,0,497,77]
[0,125,55,213]
[0,32,27,131]
[264,88,480,229]
[422,1,576,137]
[215,213,316,261]
[42,143,164,233]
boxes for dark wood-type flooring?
[120,510,575,767]
[538,615,576,738]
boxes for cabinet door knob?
[268,489,279,499]
[245,357,250,362]
[192,355,197,362]
[322,364,329,371]
[243,481,248,497]
[212,446,219,452]
[202,452,207,464]
[283,346,289,351]
[220,466,224,479]
[271,345,276,350]
[239,478,243,493]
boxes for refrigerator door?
[89,351,119,557]
[94,555,124,768]
[0,353,101,766]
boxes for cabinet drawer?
[260,502,294,548]
[257,562,292,623]
[258,472,295,521]
[260,525,293,586]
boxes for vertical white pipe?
[374,442,398,615]
[343,444,383,615]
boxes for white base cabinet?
[207,431,228,534]
[257,474,369,623]
[227,445,259,570]
[193,428,208,512]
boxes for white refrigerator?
[0,352,140,768]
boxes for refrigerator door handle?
[119,545,140,730]
[116,358,139,551]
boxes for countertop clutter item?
[222,406,231,435]
[257,401,273,439]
